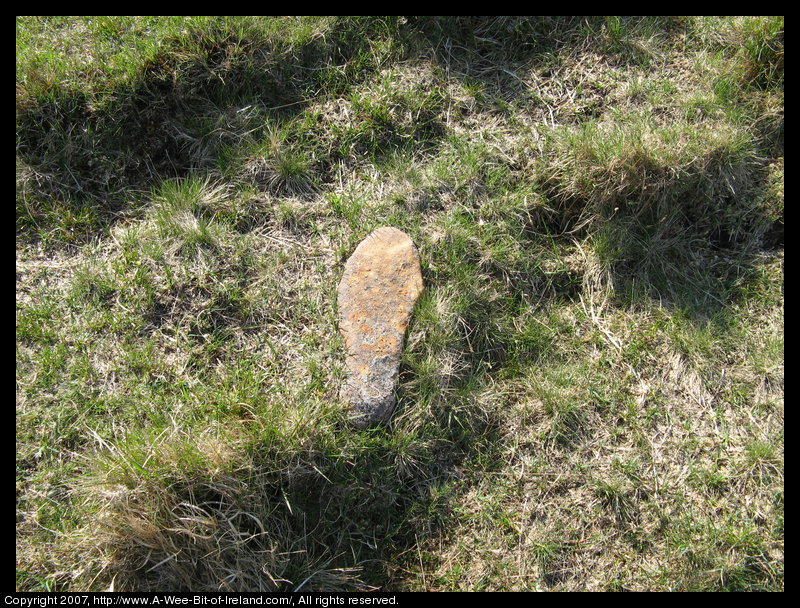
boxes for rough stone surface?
[337,227,424,427]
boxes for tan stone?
[337,227,424,426]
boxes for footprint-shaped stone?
[337,227,424,427]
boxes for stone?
[337,227,424,427]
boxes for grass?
[17,16,783,592]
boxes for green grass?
[17,16,782,592]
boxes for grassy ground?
[16,16,783,592]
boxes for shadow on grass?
[579,157,783,327]
[16,16,694,246]
[77,385,506,592]
[16,17,411,245]
[406,16,689,103]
